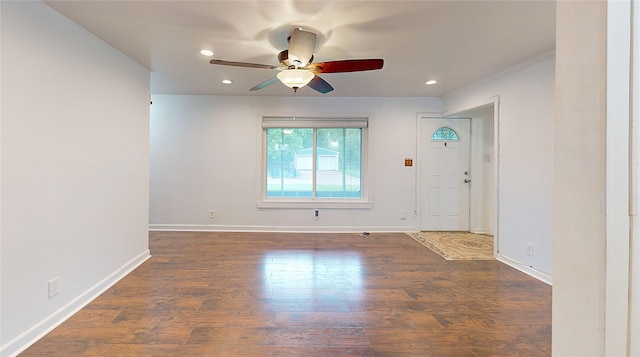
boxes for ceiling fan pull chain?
[292,90,297,120]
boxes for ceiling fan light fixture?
[277,69,315,89]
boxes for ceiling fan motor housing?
[278,50,313,69]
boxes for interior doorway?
[419,105,496,237]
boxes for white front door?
[421,118,471,231]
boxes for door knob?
[464,179,471,183]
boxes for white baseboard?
[496,253,552,285]
[149,223,417,233]
[1,250,151,357]
[470,230,493,235]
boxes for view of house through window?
[266,127,362,198]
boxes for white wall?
[150,95,441,231]
[447,105,495,234]
[471,106,495,235]
[0,2,151,356]
[552,2,606,355]
[553,0,638,355]
[442,54,555,282]
[631,0,640,353]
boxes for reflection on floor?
[20,231,551,356]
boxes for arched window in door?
[431,127,459,141]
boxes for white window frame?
[257,116,372,209]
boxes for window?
[431,127,459,141]
[260,117,370,208]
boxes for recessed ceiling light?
[200,49,214,56]
[426,80,437,85]
[222,79,233,84]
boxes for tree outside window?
[266,127,362,198]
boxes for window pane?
[266,128,313,197]
[316,128,362,198]
[431,127,459,140]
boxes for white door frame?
[417,97,500,253]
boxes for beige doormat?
[407,231,495,260]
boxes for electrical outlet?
[400,212,407,220]
[525,243,534,257]
[48,277,59,299]
[209,210,215,218]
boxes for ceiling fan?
[209,28,384,94]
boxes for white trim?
[442,100,495,119]
[605,1,632,355]
[149,224,417,233]
[470,230,493,236]
[443,51,555,100]
[630,1,640,354]
[256,201,372,209]
[415,112,442,119]
[262,116,368,128]
[496,253,552,285]
[1,250,150,357]
[258,115,372,206]
[492,97,501,256]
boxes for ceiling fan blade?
[210,59,281,70]
[288,28,316,67]
[249,77,279,91]
[307,59,384,73]
[307,75,334,94]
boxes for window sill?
[256,200,373,209]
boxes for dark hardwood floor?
[20,232,551,356]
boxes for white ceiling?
[44,0,556,97]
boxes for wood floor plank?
[186,326,371,347]
[19,232,551,356]
[82,343,377,357]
